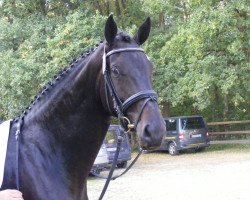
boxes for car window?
[105,130,117,146]
[181,117,205,130]
[165,119,177,131]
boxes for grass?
[206,143,250,153]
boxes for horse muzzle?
[136,119,165,150]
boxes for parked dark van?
[104,125,131,168]
[91,125,131,174]
[159,116,210,155]
[91,143,109,174]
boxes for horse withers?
[1,15,166,200]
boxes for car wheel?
[117,161,127,168]
[168,142,179,156]
[89,169,100,176]
[195,147,205,153]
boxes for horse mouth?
[137,131,164,151]
[139,140,163,151]
[140,145,160,152]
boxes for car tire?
[117,161,127,168]
[168,142,179,156]
[195,147,205,153]
[89,169,100,176]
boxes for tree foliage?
[144,0,250,121]
[0,0,249,122]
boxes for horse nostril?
[140,123,164,150]
[143,125,151,139]
[142,124,156,144]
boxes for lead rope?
[92,148,143,180]
[97,118,142,200]
[98,128,144,200]
[97,98,153,200]
[98,131,124,200]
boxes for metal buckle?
[121,116,135,133]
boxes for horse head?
[101,15,166,150]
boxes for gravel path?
[87,148,250,200]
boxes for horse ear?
[105,14,118,45]
[134,17,151,45]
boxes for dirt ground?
[87,147,250,200]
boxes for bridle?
[98,45,158,200]
[102,46,158,132]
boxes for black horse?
[1,15,166,200]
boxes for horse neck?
[12,44,111,192]
[21,43,110,147]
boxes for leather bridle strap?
[99,46,158,200]
[106,48,144,57]
[102,46,158,131]
[92,148,143,180]
[97,132,143,200]
[121,90,157,113]
[15,118,23,191]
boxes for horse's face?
[103,15,165,150]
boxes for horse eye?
[111,66,120,78]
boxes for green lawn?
[207,143,250,152]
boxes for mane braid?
[14,41,103,123]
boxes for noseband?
[102,46,158,131]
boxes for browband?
[106,48,144,57]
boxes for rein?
[99,46,158,200]
[97,132,144,200]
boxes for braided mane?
[14,41,104,122]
